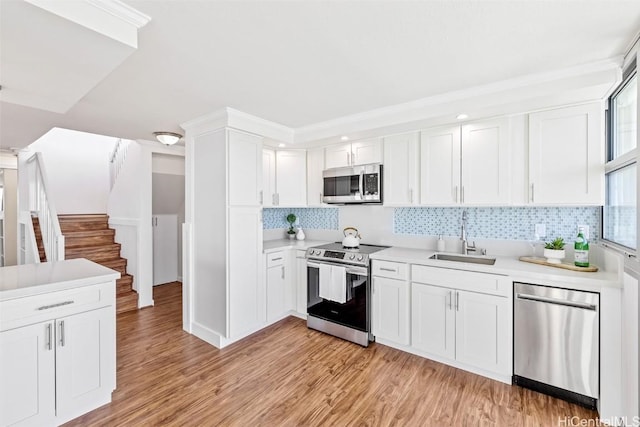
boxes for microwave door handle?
[359,171,364,197]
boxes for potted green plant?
[543,237,566,264]
[286,213,297,239]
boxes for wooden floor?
[65,282,598,426]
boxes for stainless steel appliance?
[322,163,382,204]
[514,282,599,409]
[305,242,389,346]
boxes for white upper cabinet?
[461,118,510,205]
[276,150,307,206]
[420,119,509,206]
[528,102,604,205]
[306,147,325,206]
[228,130,263,206]
[262,149,276,207]
[262,149,307,207]
[325,138,382,169]
[420,126,461,205]
[383,132,420,206]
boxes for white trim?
[85,0,151,29]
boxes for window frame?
[603,66,638,255]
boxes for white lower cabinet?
[372,276,410,345]
[410,267,512,380]
[266,251,288,323]
[0,285,115,427]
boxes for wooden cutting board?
[519,256,599,272]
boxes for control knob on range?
[357,255,364,261]
[349,254,356,260]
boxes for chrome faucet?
[460,210,468,254]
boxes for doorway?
[151,153,185,290]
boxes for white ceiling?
[1,0,640,149]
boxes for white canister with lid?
[436,235,446,252]
[296,227,306,240]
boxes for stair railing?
[26,153,65,262]
[109,139,129,189]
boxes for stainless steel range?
[305,242,389,346]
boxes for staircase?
[57,214,138,314]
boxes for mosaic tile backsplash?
[394,207,601,241]
[263,208,339,230]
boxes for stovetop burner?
[305,242,390,266]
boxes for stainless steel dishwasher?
[513,282,599,409]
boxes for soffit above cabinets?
[0,0,149,114]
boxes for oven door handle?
[307,261,368,277]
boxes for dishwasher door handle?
[515,293,597,310]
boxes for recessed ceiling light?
[340,136,349,141]
[153,131,182,145]
[278,143,286,148]
[456,114,469,120]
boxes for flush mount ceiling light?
[153,131,182,145]
[340,136,349,141]
[456,113,469,120]
[278,143,286,147]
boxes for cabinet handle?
[461,186,465,204]
[346,152,350,165]
[409,189,414,203]
[46,323,52,350]
[37,300,74,311]
[530,183,535,202]
[271,257,282,261]
[320,193,323,203]
[259,190,263,205]
[379,267,397,272]
[59,320,65,347]
[448,291,452,310]
[272,194,276,205]
[454,186,459,203]
[455,292,460,311]
[276,193,280,205]
[281,266,285,279]
[351,152,356,165]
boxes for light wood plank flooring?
[64,282,598,426]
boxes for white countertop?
[370,247,621,292]
[0,258,121,301]
[263,239,332,253]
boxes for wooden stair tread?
[58,214,109,221]
[65,243,121,254]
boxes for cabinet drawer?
[0,282,115,331]
[411,265,509,296]
[267,251,285,267]
[372,260,408,280]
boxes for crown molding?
[293,58,622,144]
[181,107,295,143]
[86,0,151,29]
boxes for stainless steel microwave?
[322,163,382,204]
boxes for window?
[604,70,637,251]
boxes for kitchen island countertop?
[0,258,120,301]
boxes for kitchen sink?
[429,253,496,265]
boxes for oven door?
[306,260,369,332]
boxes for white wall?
[28,128,118,214]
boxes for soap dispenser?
[437,235,445,252]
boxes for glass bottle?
[574,227,589,267]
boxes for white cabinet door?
[411,283,455,359]
[372,277,410,345]
[228,207,264,337]
[276,150,307,206]
[529,102,604,205]
[266,265,287,322]
[306,148,325,206]
[295,252,307,315]
[420,126,461,205]
[351,139,382,165]
[262,149,276,207]
[455,290,510,376]
[153,214,178,286]
[383,132,419,206]
[461,118,509,205]
[0,321,55,427]
[228,130,263,206]
[325,144,352,169]
[55,306,115,422]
